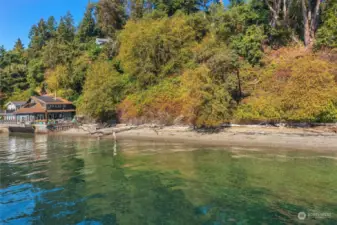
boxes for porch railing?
[0,120,19,125]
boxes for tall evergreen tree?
[28,24,38,48]
[0,45,7,68]
[152,0,200,15]
[28,26,40,51]
[28,18,49,53]
[37,18,48,44]
[46,16,57,39]
[57,12,76,42]
[77,3,96,42]
[13,38,24,52]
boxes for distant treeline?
[1,0,337,126]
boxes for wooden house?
[15,95,76,122]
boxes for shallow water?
[0,134,336,225]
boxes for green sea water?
[0,134,336,224]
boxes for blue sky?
[0,0,91,50]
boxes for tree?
[13,38,24,52]
[45,65,68,92]
[264,0,291,27]
[1,58,28,93]
[151,0,200,16]
[28,24,38,49]
[181,65,233,127]
[264,0,322,46]
[77,3,96,42]
[37,19,48,45]
[44,64,79,99]
[79,61,127,120]
[301,0,321,47]
[130,0,145,19]
[27,58,44,88]
[118,14,196,88]
[28,19,49,51]
[195,36,242,101]
[315,0,337,49]
[209,4,266,64]
[231,25,266,64]
[209,3,264,42]
[0,45,7,68]
[57,12,76,43]
[96,0,127,37]
[46,16,57,39]
[42,39,62,68]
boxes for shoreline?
[56,125,337,151]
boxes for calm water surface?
[0,134,336,225]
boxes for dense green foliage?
[1,0,336,126]
[315,0,337,49]
[78,61,127,119]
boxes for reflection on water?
[0,134,337,224]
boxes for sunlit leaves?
[78,61,127,120]
[118,14,196,88]
[236,54,337,122]
[181,65,233,127]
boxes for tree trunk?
[301,0,321,47]
[283,0,287,21]
[236,69,242,103]
[310,0,321,41]
[265,0,280,27]
[283,0,292,24]
[302,0,310,46]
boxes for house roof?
[34,95,72,105]
[15,95,75,114]
[5,101,26,107]
[15,103,45,115]
[96,38,110,45]
[12,101,26,105]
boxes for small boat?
[8,126,35,133]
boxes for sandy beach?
[57,125,337,151]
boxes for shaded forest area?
[1,0,337,126]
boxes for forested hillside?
[1,0,337,126]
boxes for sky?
[0,0,91,50]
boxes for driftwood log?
[79,124,164,137]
